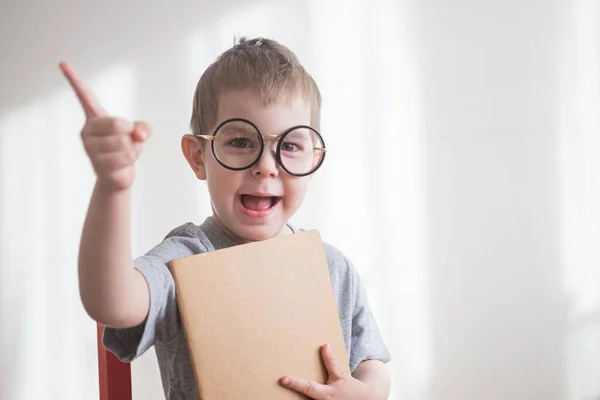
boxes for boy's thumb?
[132,121,151,142]
[131,121,151,157]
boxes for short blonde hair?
[190,37,321,136]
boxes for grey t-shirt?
[103,217,391,399]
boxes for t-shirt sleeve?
[349,262,392,372]
[102,230,203,362]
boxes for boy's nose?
[250,145,279,178]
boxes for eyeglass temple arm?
[194,134,215,140]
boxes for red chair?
[97,324,132,400]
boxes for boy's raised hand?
[281,344,370,400]
[59,62,151,192]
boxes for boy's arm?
[61,62,151,329]
[78,184,150,328]
[352,360,390,399]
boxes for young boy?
[61,37,391,399]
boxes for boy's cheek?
[284,180,310,210]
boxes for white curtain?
[1,1,598,399]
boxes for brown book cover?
[168,230,349,399]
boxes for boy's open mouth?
[240,194,281,211]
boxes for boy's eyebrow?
[215,120,318,139]
[218,125,257,135]
[284,130,312,142]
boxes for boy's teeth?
[241,195,274,211]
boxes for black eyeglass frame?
[194,117,327,177]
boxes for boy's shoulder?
[164,221,205,240]
[321,241,352,268]
[293,227,357,280]
[160,219,232,253]
[137,222,211,263]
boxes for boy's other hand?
[59,62,151,192]
[281,344,371,400]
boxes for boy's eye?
[228,138,253,148]
[281,141,301,152]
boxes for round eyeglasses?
[194,118,327,177]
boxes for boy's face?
[184,90,314,243]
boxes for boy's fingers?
[321,344,342,380]
[59,61,106,119]
[132,121,151,142]
[84,117,134,137]
[85,135,132,153]
[131,121,151,156]
[133,140,144,156]
[281,376,329,399]
[95,150,137,170]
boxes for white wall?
[1,0,598,399]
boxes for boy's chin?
[235,223,286,242]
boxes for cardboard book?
[168,230,349,399]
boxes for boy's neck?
[208,214,294,245]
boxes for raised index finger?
[59,61,106,119]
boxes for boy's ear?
[181,134,207,180]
